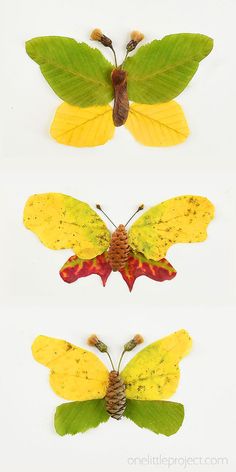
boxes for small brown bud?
[124,334,144,352]
[87,334,108,352]
[90,28,112,47]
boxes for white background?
[1,0,236,470]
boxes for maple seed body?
[111,69,129,127]
[107,224,130,271]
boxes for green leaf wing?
[124,33,213,103]
[26,36,114,106]
[124,399,184,436]
[54,399,109,435]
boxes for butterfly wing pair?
[25,33,213,147]
[32,330,192,436]
[23,193,214,289]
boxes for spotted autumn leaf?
[60,253,176,291]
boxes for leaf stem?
[106,352,115,370]
[96,204,117,228]
[110,46,118,67]
[117,350,126,373]
[125,204,144,227]
[121,51,129,68]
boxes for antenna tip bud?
[87,334,108,353]
[90,29,112,47]
[87,334,99,346]
[133,334,144,345]
[124,334,144,352]
[126,31,144,52]
[138,204,144,211]
[130,31,145,43]
[96,204,102,210]
[90,28,103,41]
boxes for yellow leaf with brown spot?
[125,101,189,146]
[23,193,111,259]
[121,330,192,401]
[32,335,109,401]
[128,195,214,261]
[50,103,115,147]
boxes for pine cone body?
[107,224,130,271]
[105,370,126,420]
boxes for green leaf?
[124,34,213,103]
[26,36,114,106]
[124,399,184,436]
[54,399,109,436]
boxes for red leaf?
[119,254,177,291]
[60,253,112,286]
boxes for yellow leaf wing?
[32,335,109,401]
[125,102,189,146]
[128,195,214,261]
[121,330,192,401]
[50,103,115,147]
[23,193,111,259]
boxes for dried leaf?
[124,34,213,103]
[55,400,109,435]
[24,193,111,259]
[125,101,189,146]
[121,330,192,400]
[26,37,113,106]
[128,195,214,261]
[60,253,112,286]
[124,400,184,436]
[50,103,115,147]
[32,335,109,401]
[119,255,176,291]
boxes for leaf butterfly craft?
[32,330,192,436]
[23,193,214,290]
[26,30,213,148]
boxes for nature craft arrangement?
[24,193,214,290]
[24,29,214,437]
[32,330,192,436]
[26,30,213,147]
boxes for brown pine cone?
[105,370,126,420]
[107,224,130,271]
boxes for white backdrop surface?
[1,0,236,471]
